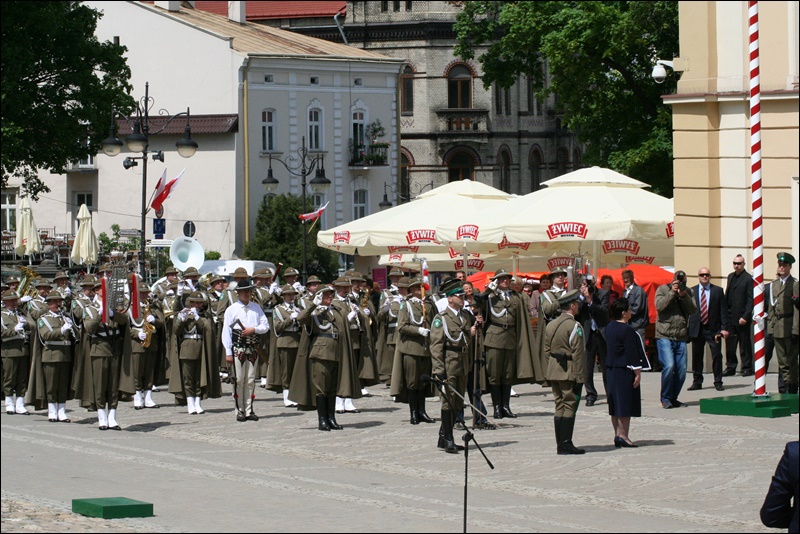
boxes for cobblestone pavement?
[2,372,797,532]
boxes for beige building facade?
[666,1,799,287]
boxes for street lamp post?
[261,136,331,283]
[101,82,198,280]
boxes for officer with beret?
[764,252,799,394]
[430,278,477,453]
[544,289,587,455]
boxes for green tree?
[1,1,134,199]
[244,194,340,281]
[454,1,679,194]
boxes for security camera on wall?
[652,60,674,84]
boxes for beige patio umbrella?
[14,197,41,258]
[378,249,546,273]
[70,204,99,266]
[317,179,513,256]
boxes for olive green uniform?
[1,306,30,401]
[84,306,128,410]
[36,311,75,404]
[766,275,799,393]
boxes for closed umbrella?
[14,197,41,258]
[70,204,99,266]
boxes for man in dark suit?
[622,269,649,343]
[579,274,610,406]
[724,255,754,376]
[687,267,729,391]
[760,440,799,533]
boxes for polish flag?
[151,169,186,212]
[421,260,430,291]
[299,201,329,221]
[150,169,167,207]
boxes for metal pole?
[301,156,307,285]
[140,154,148,279]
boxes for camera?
[583,274,595,288]
[675,270,687,292]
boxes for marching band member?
[1,290,31,415]
[269,284,301,407]
[71,275,98,410]
[253,268,278,388]
[375,274,407,385]
[221,278,269,422]
[35,291,76,423]
[122,277,162,410]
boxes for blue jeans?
[657,338,687,404]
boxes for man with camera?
[578,274,610,407]
[655,270,697,409]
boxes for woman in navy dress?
[605,298,649,448]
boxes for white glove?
[138,330,147,341]
[146,314,156,324]
[269,282,280,295]
[179,310,188,322]
[166,289,175,297]
[14,323,25,333]
[64,287,71,296]
[313,292,324,306]
[290,311,299,320]
[293,281,303,291]
[347,310,357,321]
[60,323,72,334]
[755,314,765,330]
[363,308,370,316]
[176,284,184,296]
[191,308,200,320]
[418,327,430,337]
[17,315,27,325]
[186,279,195,291]
[20,295,32,303]
[487,279,498,293]
[107,308,114,318]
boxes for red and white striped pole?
[749,0,767,396]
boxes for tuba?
[17,265,40,299]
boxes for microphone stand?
[430,375,494,534]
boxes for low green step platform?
[72,497,153,519]
[699,393,799,418]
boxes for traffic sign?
[183,220,196,238]
[155,205,164,219]
[153,218,166,236]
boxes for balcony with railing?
[434,108,490,137]
[349,142,389,168]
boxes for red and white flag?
[150,169,167,206]
[421,259,430,291]
[151,168,186,212]
[299,201,329,221]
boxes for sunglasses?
[698,273,711,277]
[733,262,744,266]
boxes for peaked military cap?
[550,266,568,276]
[306,275,322,285]
[34,279,53,288]
[333,276,351,287]
[440,277,465,297]
[183,267,200,278]
[79,275,97,287]
[558,289,581,306]
[388,267,404,278]
[53,271,69,281]
[777,252,795,264]
[165,266,179,276]
[396,276,410,288]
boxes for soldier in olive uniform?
[173,291,221,414]
[376,275,408,385]
[84,288,129,430]
[53,271,73,311]
[253,268,278,389]
[35,292,77,422]
[299,275,321,310]
[123,277,162,409]
[152,266,179,299]
[764,252,799,394]
[2,291,31,415]
[269,284,302,407]
[390,277,436,425]
[346,270,380,398]
[430,278,477,453]
[330,276,368,413]
[544,289,587,455]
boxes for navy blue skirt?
[606,367,641,418]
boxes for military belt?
[93,330,119,338]
[317,333,338,340]
[388,322,397,328]
[349,324,359,330]
[183,334,202,340]
[445,344,467,353]
[45,340,71,346]
[282,326,299,332]
[774,312,793,319]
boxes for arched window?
[573,148,582,171]
[529,147,544,191]
[261,109,276,151]
[498,149,511,192]
[448,65,472,109]
[448,151,474,182]
[401,65,414,115]
[353,189,368,219]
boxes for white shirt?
[221,300,269,356]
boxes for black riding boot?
[438,410,460,453]
[417,392,435,423]
[316,395,330,431]
[326,395,343,430]
[501,384,517,418]
[553,415,562,451]
[408,388,419,425]
[557,416,585,455]
[491,385,503,419]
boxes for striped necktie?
[700,288,708,325]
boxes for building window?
[393,0,401,12]
[353,189,368,220]
[556,147,569,176]
[448,65,472,109]
[308,108,322,151]
[529,147,544,192]
[77,138,94,168]
[401,66,414,115]
[310,76,319,85]
[448,151,474,182]
[405,0,412,10]
[573,148,582,171]
[352,110,366,150]
[504,87,511,116]
[74,192,94,234]
[262,109,276,151]
[381,1,388,12]
[498,150,511,192]
[1,190,17,232]
[264,74,274,83]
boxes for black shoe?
[99,425,108,431]
[671,400,686,407]
[134,406,143,410]
[236,413,247,422]
[687,383,702,391]
[247,412,259,421]
[722,369,736,377]
[715,384,725,391]
[585,398,596,406]
[326,396,343,430]
[475,421,497,430]
[740,370,754,377]
[416,394,435,423]
[614,436,638,448]
[407,389,419,425]
[6,410,14,415]
[109,425,121,431]
[501,385,517,418]
[557,441,586,455]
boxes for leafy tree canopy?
[1,1,134,199]
[244,194,340,282]
[454,1,679,194]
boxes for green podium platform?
[72,497,153,519]
[699,393,799,418]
